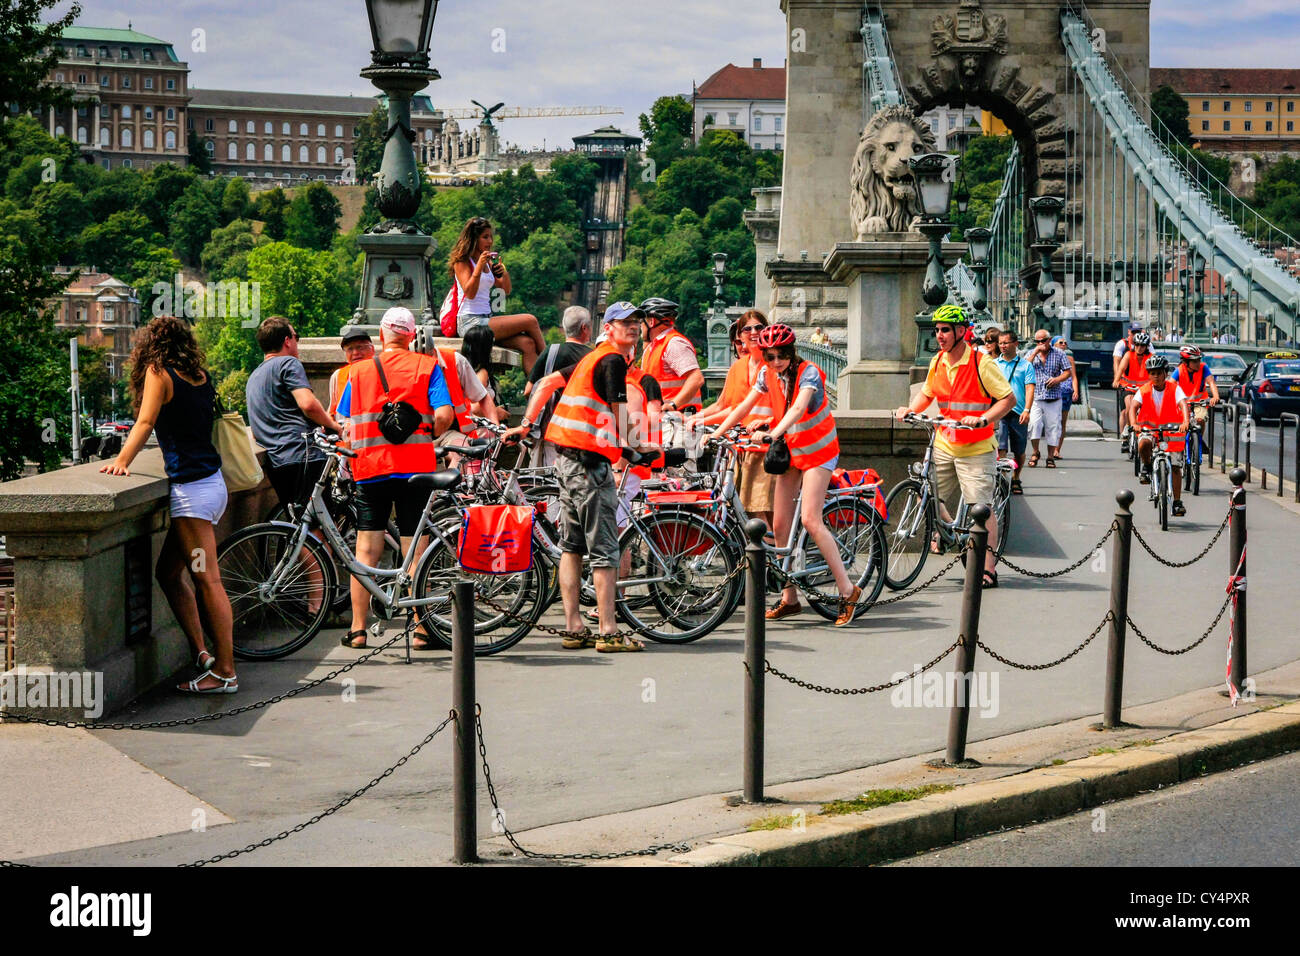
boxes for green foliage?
[79,210,160,276]
[217,369,250,418]
[0,0,81,115]
[502,223,581,322]
[1152,85,1192,146]
[220,177,251,225]
[1254,156,1300,238]
[479,165,584,247]
[638,95,694,175]
[187,130,213,175]
[200,218,264,281]
[352,105,386,181]
[254,187,289,241]
[547,153,599,209]
[169,181,220,264]
[284,182,342,250]
[648,156,741,217]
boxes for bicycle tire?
[615,510,738,644]
[882,478,933,590]
[807,499,887,622]
[1158,460,1169,531]
[992,473,1012,560]
[217,523,335,661]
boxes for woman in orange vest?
[1113,331,1153,450]
[708,324,862,627]
[688,310,775,528]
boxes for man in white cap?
[334,306,454,650]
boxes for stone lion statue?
[850,105,938,238]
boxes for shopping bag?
[211,399,264,493]
[458,505,534,574]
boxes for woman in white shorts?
[102,316,238,695]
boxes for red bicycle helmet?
[1179,344,1203,360]
[756,324,796,349]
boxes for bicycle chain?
[997,522,1119,579]
[475,706,692,861]
[1131,506,1231,569]
[977,611,1113,671]
[0,625,413,730]
[762,636,964,695]
[1128,589,1233,656]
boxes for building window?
[282,121,290,135]
[1224,120,1231,131]
[228,142,237,159]
[775,116,783,132]
[728,112,738,125]
[100,75,109,87]
[55,124,64,137]
[753,115,762,132]
[1202,120,1210,131]
[121,128,133,147]
[205,140,214,156]
[264,143,273,161]
[299,123,308,136]
[299,145,308,162]
[166,78,175,90]
[166,107,175,121]
[228,119,237,133]
[316,145,325,163]
[1244,120,1252,131]
[1290,121,1296,132]
[1244,101,1252,112]
[100,104,109,118]
[144,106,154,119]
[204,118,214,132]
[316,123,325,137]
[245,142,255,160]
[143,129,154,149]
[121,76,131,89]
[77,126,87,143]
[1266,101,1274,112]
[143,48,153,61]
[55,72,64,82]
[77,73,86,84]
[282,144,290,162]
[100,128,110,146]
[98,46,108,58]
[264,121,272,134]
[1201,100,1209,111]
[1224,100,1231,111]
[334,146,344,164]
[122,159,132,168]
[121,104,132,119]
[165,130,177,150]
[121,47,131,59]
[334,123,343,137]
[77,105,86,117]
[352,126,358,137]
[1267,120,1274,131]
[246,120,255,133]
[144,77,153,90]
[76,44,88,57]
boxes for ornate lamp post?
[712,252,729,309]
[965,226,991,318]
[1112,258,1126,315]
[354,0,442,326]
[1006,276,1022,334]
[1191,248,1207,342]
[1029,195,1064,330]
[908,152,957,365]
[706,252,732,370]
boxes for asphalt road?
[886,749,1300,866]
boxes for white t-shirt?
[1131,383,1187,411]
[456,266,495,317]
[449,351,488,403]
[1113,339,1130,359]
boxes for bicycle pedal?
[370,621,383,637]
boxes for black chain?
[1129,590,1233,656]
[475,706,692,861]
[977,611,1113,670]
[0,625,413,730]
[762,635,964,695]
[863,550,965,608]
[1131,507,1231,569]
[998,522,1119,578]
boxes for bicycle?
[882,413,1014,590]
[216,431,547,660]
[1182,399,1211,496]
[1136,425,1183,531]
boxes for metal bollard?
[1103,491,1134,729]
[1206,403,1215,470]
[743,518,767,803]
[1232,403,1243,472]
[1228,469,1248,696]
[944,505,990,766]
[451,578,477,864]
[1220,405,1230,473]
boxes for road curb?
[656,702,1300,867]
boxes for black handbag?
[763,435,791,474]
[372,356,423,444]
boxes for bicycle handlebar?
[901,412,978,430]
[308,429,357,459]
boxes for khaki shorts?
[932,445,995,511]
[735,452,776,514]
[556,453,621,568]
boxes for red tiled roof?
[1152,68,1300,96]
[695,64,786,102]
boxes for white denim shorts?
[169,470,229,525]
[457,312,492,336]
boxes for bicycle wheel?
[1190,434,1202,496]
[807,499,887,622]
[217,524,335,661]
[616,510,739,644]
[411,521,546,655]
[992,472,1012,560]
[882,478,934,590]
[1158,460,1169,531]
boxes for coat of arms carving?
[932,0,1008,84]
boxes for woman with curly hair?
[450,216,546,372]
[101,315,237,695]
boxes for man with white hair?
[526,305,594,466]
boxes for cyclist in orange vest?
[708,323,863,626]
[1170,344,1219,471]
[1114,331,1153,452]
[503,302,661,653]
[638,296,705,456]
[1130,354,1191,516]
[335,307,455,650]
[895,304,1016,589]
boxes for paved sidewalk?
[2,437,1293,865]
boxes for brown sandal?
[765,599,803,621]
[1028,453,1040,467]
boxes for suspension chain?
[475,706,691,860]
[1129,590,1233,656]
[1131,506,1231,569]
[762,636,964,695]
[978,611,1113,670]
[997,522,1118,578]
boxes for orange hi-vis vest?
[1178,362,1209,400]
[764,360,840,470]
[1123,351,1151,387]
[546,342,623,465]
[930,347,996,446]
[348,349,440,482]
[329,363,352,419]
[625,368,663,478]
[641,328,698,409]
[437,348,472,433]
[1136,382,1186,453]
[721,356,774,445]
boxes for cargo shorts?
[556,452,621,568]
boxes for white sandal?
[178,669,238,694]
[196,650,216,671]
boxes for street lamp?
[1029,195,1064,329]
[1112,258,1126,315]
[354,0,442,325]
[712,251,729,307]
[965,226,991,315]
[1006,276,1022,332]
[707,252,731,369]
[909,152,956,309]
[1191,248,1207,341]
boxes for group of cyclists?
[1113,326,1220,518]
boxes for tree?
[1152,85,1192,146]
[169,181,220,264]
[479,165,583,247]
[284,181,342,250]
[254,186,289,241]
[547,153,598,210]
[200,218,264,281]
[143,162,199,234]
[187,130,213,175]
[639,95,695,175]
[647,155,740,217]
[220,177,251,225]
[79,210,158,276]
[0,0,81,116]
[501,224,580,314]
[352,105,386,181]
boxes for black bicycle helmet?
[1132,331,1151,347]
[638,297,679,320]
[1144,354,1169,373]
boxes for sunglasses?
[740,325,764,334]
[934,326,955,336]
[1035,338,1050,344]
[762,351,787,362]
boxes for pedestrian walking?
[1026,328,1071,467]
[525,305,593,466]
[993,329,1034,494]
[449,216,546,372]
[981,325,1002,356]
[1053,335,1080,459]
[101,316,238,694]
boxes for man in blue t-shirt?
[993,329,1035,493]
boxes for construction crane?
[441,105,624,126]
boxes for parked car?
[1201,351,1248,389]
[1230,351,1300,422]
[96,421,132,437]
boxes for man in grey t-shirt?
[246,316,339,512]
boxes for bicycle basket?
[828,468,887,522]
[458,505,534,574]
[645,490,714,508]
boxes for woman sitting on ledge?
[450,216,546,373]
[101,315,238,696]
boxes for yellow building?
[981,112,1009,136]
[1151,69,1300,149]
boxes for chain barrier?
[1131,506,1232,569]
[997,522,1118,578]
[475,706,692,860]
[762,635,964,695]
[1129,589,1233,656]
[863,550,966,609]
[0,624,413,731]
[978,611,1113,671]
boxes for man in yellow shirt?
[895,304,1016,587]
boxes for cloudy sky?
[56,0,1300,150]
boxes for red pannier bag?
[644,490,715,556]
[458,505,534,574]
[828,467,888,523]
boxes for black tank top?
[155,367,222,484]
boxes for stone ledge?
[0,450,170,524]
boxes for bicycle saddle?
[407,469,463,491]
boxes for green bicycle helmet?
[932,303,969,326]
